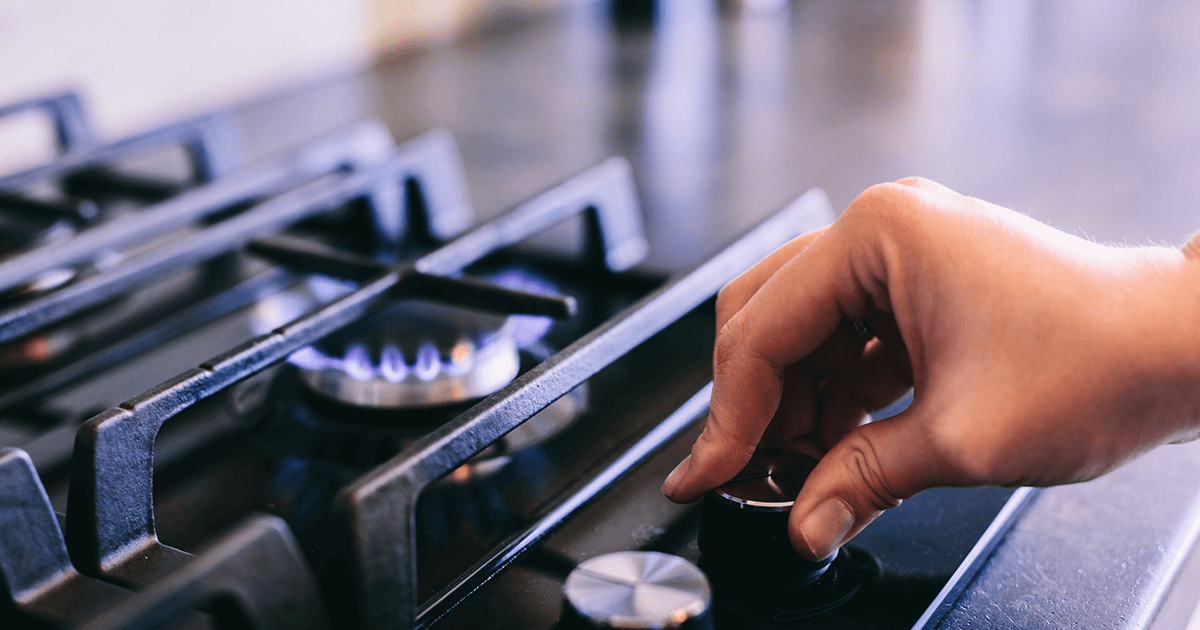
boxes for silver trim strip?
[911,486,1038,630]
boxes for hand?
[662,177,1200,561]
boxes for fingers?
[716,227,828,334]
[788,405,953,561]
[816,316,913,450]
[663,224,873,504]
[758,364,820,454]
[760,318,906,453]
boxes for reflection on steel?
[64,155,650,591]
[341,189,834,630]
[0,91,92,154]
[77,515,327,630]
[0,126,470,343]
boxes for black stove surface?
[0,84,1025,630]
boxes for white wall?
[0,0,371,170]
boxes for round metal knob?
[697,450,834,580]
[562,551,713,629]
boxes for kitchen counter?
[229,1,1200,627]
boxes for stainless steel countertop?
[230,2,1200,627]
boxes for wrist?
[1100,246,1200,449]
[1160,244,1200,439]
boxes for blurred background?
[4,0,1200,272]
[3,1,1200,626]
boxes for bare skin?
[662,177,1200,562]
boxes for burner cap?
[562,551,713,629]
[290,300,522,409]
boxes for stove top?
[0,89,1031,630]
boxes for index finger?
[663,213,879,503]
[716,227,829,334]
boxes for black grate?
[0,93,840,630]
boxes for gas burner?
[290,299,523,409]
[267,341,586,474]
[279,267,563,411]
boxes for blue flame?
[379,344,408,382]
[285,268,563,376]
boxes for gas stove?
[0,90,1032,630]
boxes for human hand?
[662,177,1200,561]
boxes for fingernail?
[798,498,854,561]
[661,455,692,500]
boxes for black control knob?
[561,551,714,629]
[697,450,834,581]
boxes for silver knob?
[562,551,713,629]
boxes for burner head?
[562,551,713,629]
[698,450,834,581]
[290,299,524,409]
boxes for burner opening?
[290,299,522,410]
[287,267,565,411]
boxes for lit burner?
[291,299,527,409]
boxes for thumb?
[788,407,949,561]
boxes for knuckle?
[694,421,756,465]
[713,334,735,379]
[844,182,929,245]
[845,183,908,224]
[838,430,904,511]
[894,176,936,189]
[713,316,752,377]
[714,283,742,321]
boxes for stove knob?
[697,450,834,581]
[562,551,714,629]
